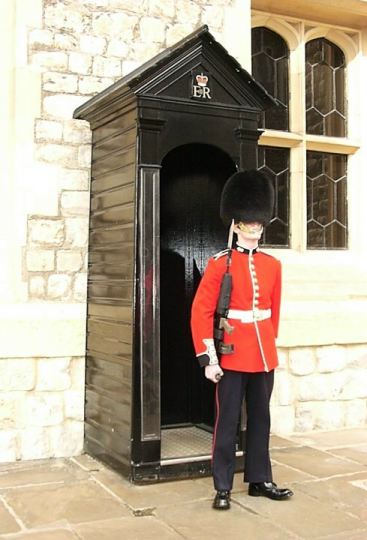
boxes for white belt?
[227,308,271,323]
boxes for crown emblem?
[196,73,208,87]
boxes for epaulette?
[212,248,231,261]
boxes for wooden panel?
[85,114,136,470]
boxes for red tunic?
[191,247,281,372]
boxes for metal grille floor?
[161,426,212,460]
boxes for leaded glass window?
[307,151,347,248]
[258,146,290,247]
[306,38,346,136]
[252,27,289,131]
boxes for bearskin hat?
[220,169,274,226]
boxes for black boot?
[213,490,231,510]
[248,482,293,500]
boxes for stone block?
[0,359,36,391]
[346,344,367,369]
[49,421,84,457]
[43,94,89,119]
[80,34,107,55]
[35,143,78,168]
[273,371,294,406]
[270,405,295,435]
[78,145,92,168]
[35,119,63,142]
[316,345,347,373]
[78,75,114,95]
[93,56,121,78]
[61,191,90,217]
[59,169,90,190]
[31,51,68,71]
[0,431,18,463]
[340,370,367,399]
[296,372,346,402]
[36,358,71,391]
[64,390,85,420]
[43,72,78,93]
[344,399,367,427]
[65,218,89,247]
[92,12,138,38]
[277,348,288,369]
[201,6,225,29]
[107,38,129,57]
[29,29,54,48]
[25,394,64,427]
[69,52,92,75]
[28,218,64,246]
[63,120,92,144]
[57,250,83,272]
[130,42,162,64]
[314,401,345,430]
[45,4,90,34]
[70,357,86,390]
[176,1,201,24]
[20,427,50,460]
[54,33,79,51]
[74,273,88,302]
[166,23,194,47]
[289,347,316,375]
[29,276,46,299]
[111,0,146,12]
[26,250,55,272]
[295,402,316,432]
[0,392,24,429]
[148,0,175,18]
[139,17,166,43]
[47,274,72,299]
[121,60,139,76]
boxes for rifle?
[214,223,235,356]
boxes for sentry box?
[74,25,276,483]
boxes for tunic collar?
[235,243,259,255]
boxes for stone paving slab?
[92,468,211,510]
[2,530,79,540]
[155,499,296,540]
[0,500,20,535]
[74,516,184,540]
[233,488,365,539]
[271,445,364,478]
[3,480,130,529]
[326,445,367,466]
[0,460,89,489]
[288,429,367,450]
[295,472,367,522]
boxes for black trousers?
[212,369,274,491]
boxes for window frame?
[251,13,361,254]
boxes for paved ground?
[0,428,366,540]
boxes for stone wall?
[0,357,84,462]
[272,345,367,435]
[26,0,230,302]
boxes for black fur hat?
[220,169,274,226]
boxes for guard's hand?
[205,364,224,384]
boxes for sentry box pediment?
[74,26,277,483]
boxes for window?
[258,146,290,247]
[252,27,289,131]
[251,19,357,250]
[306,38,346,137]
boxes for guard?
[191,169,293,510]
